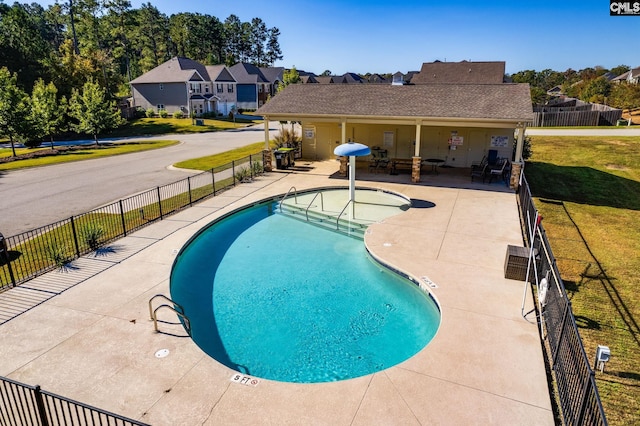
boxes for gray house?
[130,57,237,117]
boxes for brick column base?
[510,161,523,190]
[339,156,348,177]
[262,149,273,172]
[411,156,422,183]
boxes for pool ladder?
[148,294,191,336]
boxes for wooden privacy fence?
[531,109,622,127]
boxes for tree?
[580,77,611,104]
[0,3,52,90]
[69,79,124,144]
[132,3,170,73]
[0,67,30,156]
[249,17,268,66]
[30,79,66,148]
[277,66,300,93]
[265,27,283,66]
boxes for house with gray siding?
[130,57,237,117]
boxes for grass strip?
[526,135,640,426]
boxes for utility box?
[595,345,611,372]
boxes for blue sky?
[33,0,638,75]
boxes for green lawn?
[174,141,276,171]
[525,136,640,426]
[0,140,179,171]
[106,116,257,137]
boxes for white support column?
[341,118,347,144]
[414,122,422,157]
[264,117,270,150]
[514,123,526,162]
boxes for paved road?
[0,122,278,236]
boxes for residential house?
[316,75,347,84]
[129,57,237,117]
[229,63,284,110]
[411,60,506,84]
[367,74,388,84]
[612,66,640,84]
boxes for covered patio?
[256,83,533,187]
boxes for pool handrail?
[305,191,325,222]
[336,199,355,231]
[148,294,191,335]
[279,186,298,212]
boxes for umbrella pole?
[349,155,355,220]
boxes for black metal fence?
[0,154,264,290]
[518,175,608,426]
[0,375,149,426]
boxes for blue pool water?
[170,200,440,383]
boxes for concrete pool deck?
[0,161,554,425]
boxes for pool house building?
[256,61,534,187]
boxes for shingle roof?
[205,65,235,82]
[260,67,284,83]
[256,83,533,122]
[229,62,269,84]
[130,57,209,84]
[412,61,506,84]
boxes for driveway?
[0,122,279,236]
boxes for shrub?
[173,110,184,119]
[234,166,251,183]
[159,109,168,118]
[82,223,105,251]
[45,241,69,268]
[251,161,263,176]
[145,108,155,118]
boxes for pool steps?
[278,202,368,239]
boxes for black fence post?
[211,168,216,196]
[69,217,81,258]
[156,187,163,220]
[33,385,50,426]
[187,176,193,206]
[232,160,236,186]
[249,154,254,179]
[0,232,17,287]
[119,200,127,237]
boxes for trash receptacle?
[274,148,295,170]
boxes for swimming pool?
[170,189,441,383]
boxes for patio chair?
[487,149,498,166]
[487,158,509,183]
[471,162,488,182]
[369,148,389,173]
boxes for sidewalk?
[0,162,554,425]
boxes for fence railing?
[0,375,149,426]
[518,174,608,426]
[0,154,264,290]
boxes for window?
[216,84,224,93]
[205,86,210,93]
[159,83,164,90]
[227,84,234,93]
[156,104,165,111]
[190,83,201,93]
